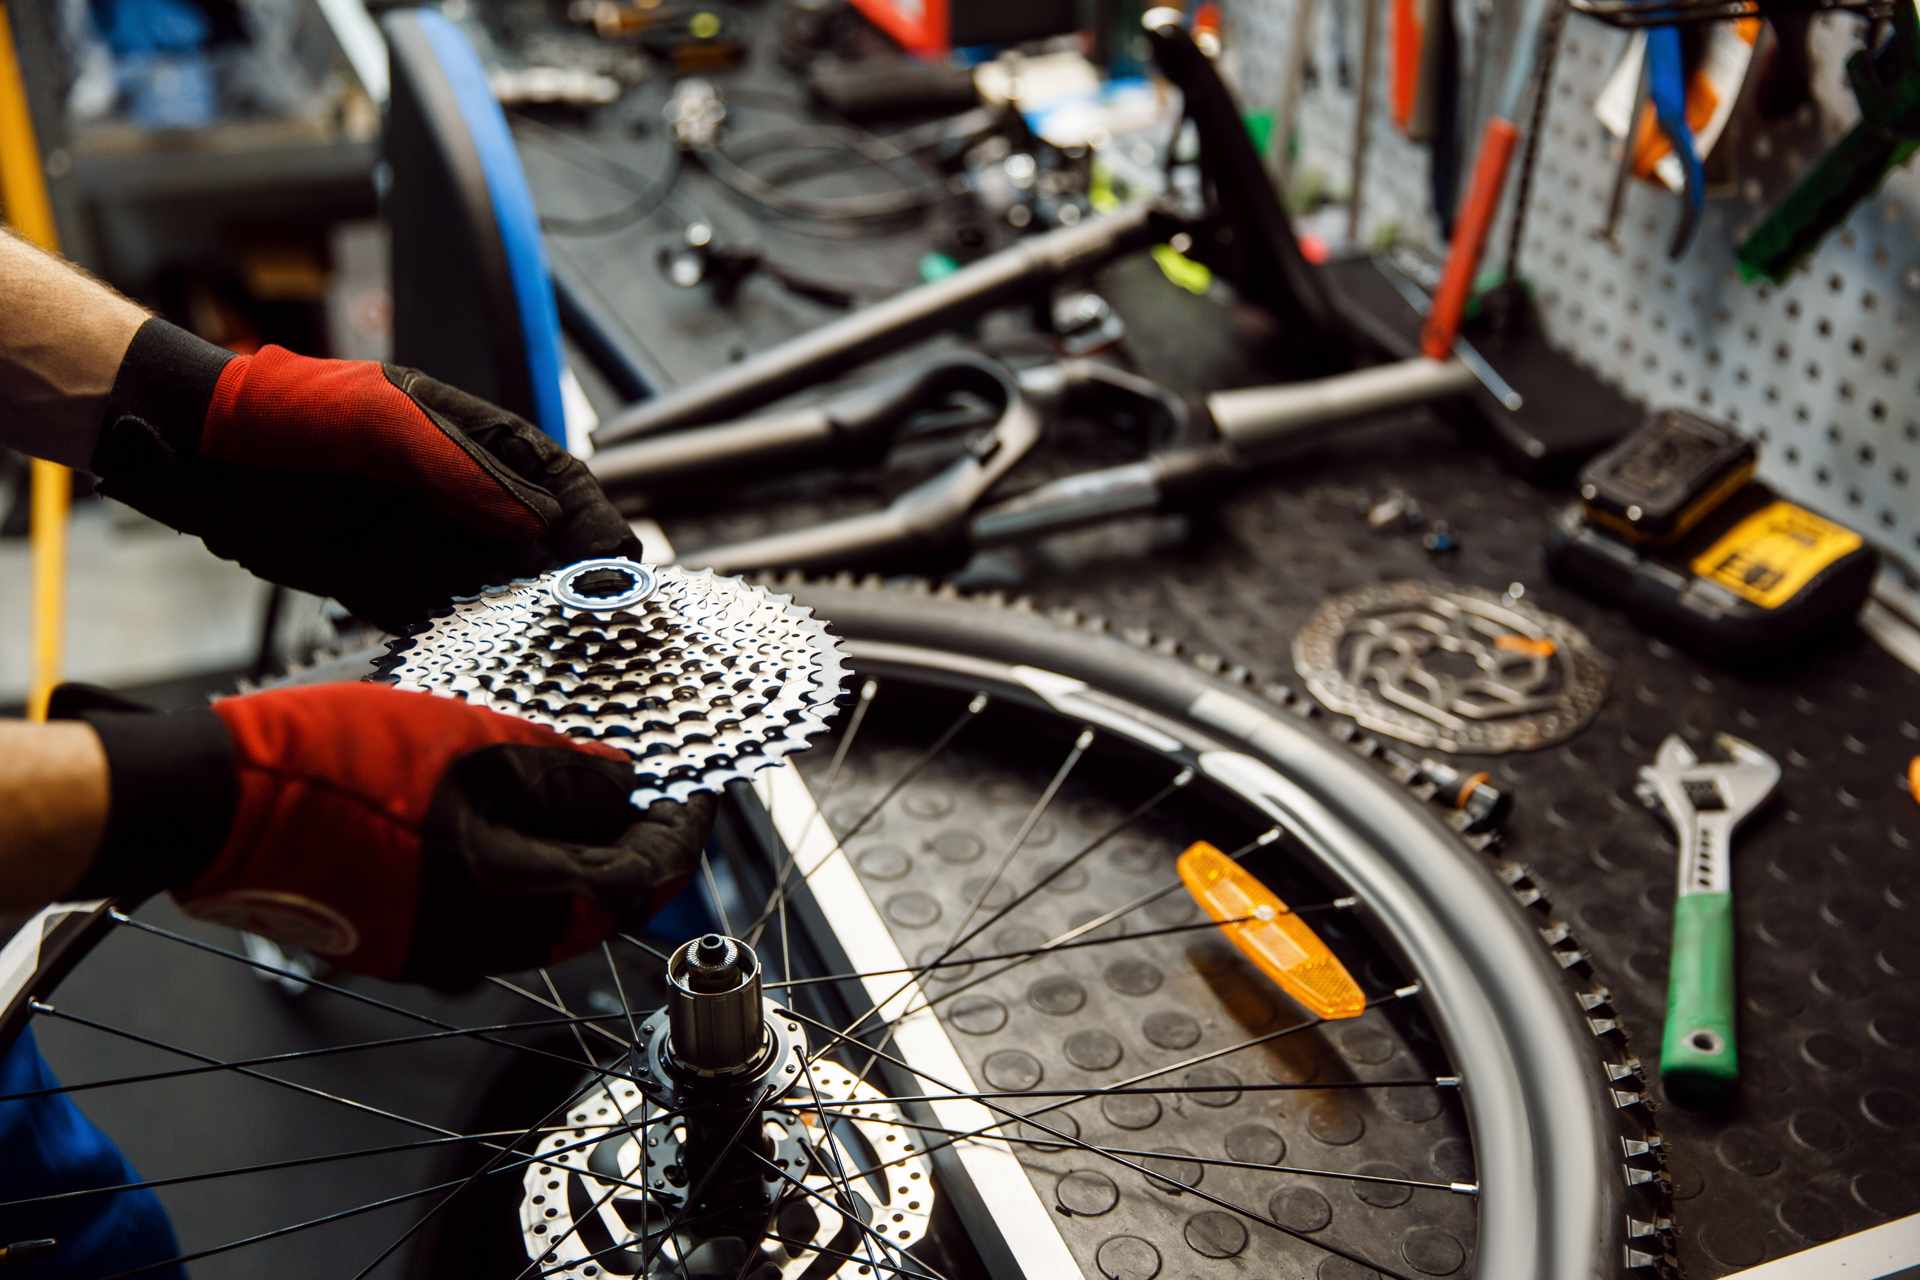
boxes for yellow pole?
[0,2,70,722]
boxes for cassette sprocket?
[372,558,847,807]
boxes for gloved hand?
[89,318,637,632]
[52,682,708,987]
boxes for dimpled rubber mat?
[795,720,1481,1280]
[670,404,1920,1276]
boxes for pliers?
[1646,24,1705,258]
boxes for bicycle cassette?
[372,558,847,807]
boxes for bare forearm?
[0,721,108,908]
[0,227,148,467]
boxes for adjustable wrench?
[1636,733,1780,1103]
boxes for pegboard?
[1224,0,1920,622]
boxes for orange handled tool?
[1420,0,1555,359]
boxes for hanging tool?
[1420,0,1555,358]
[1347,0,1382,244]
[1594,46,1652,249]
[1739,4,1920,282]
[1421,0,1462,235]
[1499,3,1565,287]
[1178,841,1364,1020]
[1645,23,1706,258]
[1276,0,1322,188]
[1636,734,1780,1106]
[1390,0,1425,134]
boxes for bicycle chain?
[373,559,848,808]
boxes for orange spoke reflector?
[1177,842,1365,1021]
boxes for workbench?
[522,35,1920,1277]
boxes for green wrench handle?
[1661,891,1738,1102]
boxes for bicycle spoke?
[814,1112,1475,1195]
[700,849,735,937]
[936,727,1092,958]
[33,1001,465,1141]
[740,693,986,944]
[784,1005,1417,1280]
[790,993,1414,1179]
[598,942,675,1280]
[747,1150,949,1280]
[110,911,646,1089]
[490,976,634,1055]
[347,971,660,1278]
[760,1229,945,1280]
[92,1174,476,1280]
[819,770,1221,1069]
[0,1126,612,1211]
[813,827,1285,1076]
[763,909,1284,990]
[626,1083,778,1277]
[791,1076,1452,1108]
[346,1073,648,1280]
[744,678,876,951]
[795,1046,885,1277]
[0,1009,632,1105]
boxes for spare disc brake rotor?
[1292,579,1610,753]
[373,558,848,807]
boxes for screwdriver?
[1420,0,1555,358]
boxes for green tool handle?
[1738,123,1920,283]
[1662,891,1738,1102]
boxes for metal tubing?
[594,406,834,489]
[1204,356,1476,449]
[590,203,1160,446]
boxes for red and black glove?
[90,318,638,632]
[51,683,707,987]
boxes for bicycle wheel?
[0,580,1670,1280]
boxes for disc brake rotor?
[523,1024,933,1279]
[373,558,848,806]
[1292,580,1610,753]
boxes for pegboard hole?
[1815,467,1832,486]
[1785,447,1802,464]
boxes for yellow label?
[1690,501,1860,609]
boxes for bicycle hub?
[644,934,802,1210]
[666,933,767,1075]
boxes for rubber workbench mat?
[662,402,1920,1275]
